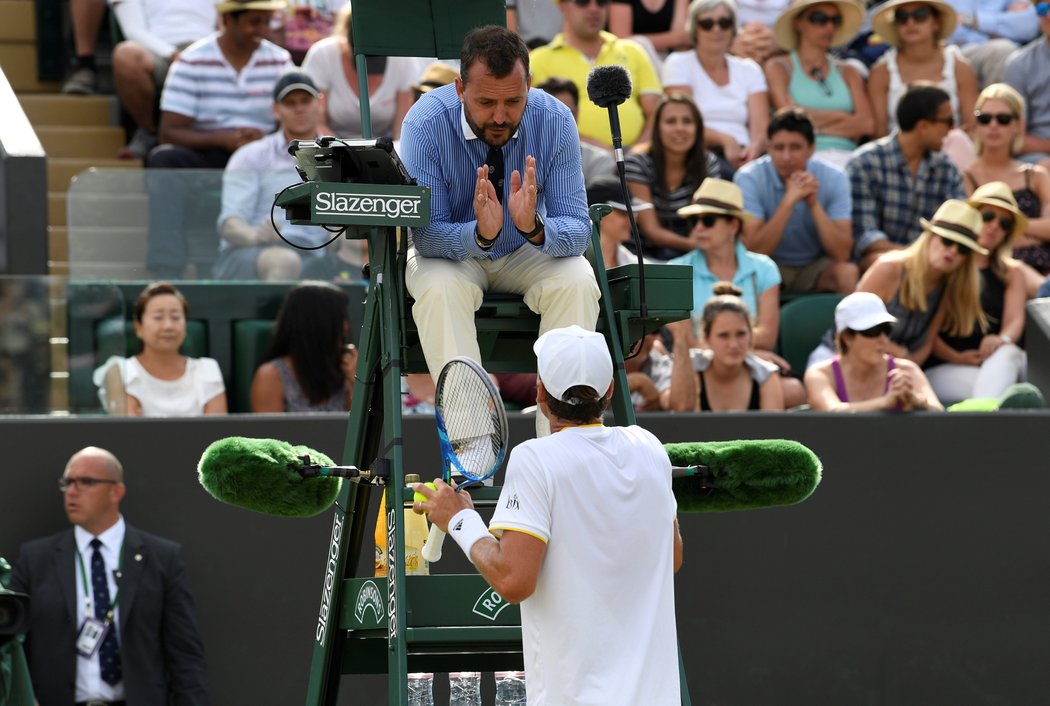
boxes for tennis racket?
[421,356,509,563]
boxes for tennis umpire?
[414,325,683,704]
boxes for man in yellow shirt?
[531,0,662,149]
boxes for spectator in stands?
[731,0,786,64]
[625,330,674,410]
[948,0,1040,89]
[668,282,785,411]
[215,70,336,281]
[626,92,729,259]
[735,108,857,294]
[301,5,417,139]
[923,182,1028,403]
[765,0,873,168]
[847,83,966,271]
[962,83,1050,295]
[250,280,355,412]
[805,291,943,411]
[506,0,564,49]
[530,0,663,148]
[146,0,294,279]
[588,174,656,268]
[1002,4,1050,167]
[867,0,978,155]
[663,0,770,168]
[61,0,106,94]
[110,0,218,160]
[536,77,616,186]
[94,282,227,416]
[811,199,987,369]
[608,0,693,68]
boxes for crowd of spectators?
[58,0,1050,414]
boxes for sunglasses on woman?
[697,17,734,31]
[689,214,730,228]
[980,210,1015,233]
[852,323,893,339]
[805,11,843,27]
[975,112,1016,126]
[893,6,934,24]
[938,234,974,256]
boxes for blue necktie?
[90,538,122,686]
[486,145,504,204]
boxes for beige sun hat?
[677,178,751,223]
[412,62,459,94]
[216,0,287,13]
[919,199,988,255]
[773,0,865,52]
[967,181,1029,241]
[871,0,957,47]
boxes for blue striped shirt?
[159,33,293,132]
[399,83,590,261]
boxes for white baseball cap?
[533,325,613,402]
[834,292,898,334]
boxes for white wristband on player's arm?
[448,508,491,563]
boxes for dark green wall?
[1,412,1046,705]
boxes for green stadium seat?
[776,293,844,373]
[232,319,275,414]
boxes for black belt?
[77,701,126,706]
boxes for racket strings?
[437,363,507,480]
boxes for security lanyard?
[75,539,125,626]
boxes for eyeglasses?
[58,476,119,492]
[893,6,935,24]
[938,234,974,256]
[570,0,610,6]
[805,11,843,27]
[975,112,1016,126]
[1037,2,1049,18]
[852,323,893,339]
[981,210,1015,233]
[690,213,730,228]
[929,115,955,128]
[696,17,734,31]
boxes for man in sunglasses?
[846,83,966,271]
[10,447,210,705]
[1003,2,1050,168]
[530,0,663,148]
[736,108,858,294]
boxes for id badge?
[76,617,109,657]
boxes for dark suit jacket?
[10,524,209,706]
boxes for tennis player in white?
[414,325,683,705]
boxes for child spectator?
[94,282,227,416]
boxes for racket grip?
[422,523,445,563]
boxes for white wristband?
[447,508,491,563]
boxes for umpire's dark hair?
[537,77,579,105]
[460,25,530,83]
[896,83,951,132]
[768,107,815,145]
[543,385,610,424]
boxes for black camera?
[0,586,30,646]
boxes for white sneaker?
[61,67,97,95]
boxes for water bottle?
[407,672,434,706]
[494,671,527,705]
[448,671,481,706]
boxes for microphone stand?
[293,455,384,482]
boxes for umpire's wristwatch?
[475,226,498,250]
[517,213,545,241]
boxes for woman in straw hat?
[301,4,417,139]
[663,0,770,168]
[668,282,786,411]
[961,83,1050,291]
[804,291,942,411]
[867,0,977,139]
[923,182,1028,404]
[765,0,873,168]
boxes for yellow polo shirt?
[530,31,662,148]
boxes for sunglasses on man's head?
[805,11,843,27]
[851,322,893,339]
[570,0,610,7]
[938,234,974,256]
[689,213,730,228]
[697,17,734,31]
[980,210,1015,233]
[893,6,934,24]
[975,111,1015,126]
[1037,2,1049,18]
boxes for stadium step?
[37,125,126,159]
[18,94,116,127]
[48,225,67,274]
[0,43,59,93]
[0,1,34,43]
[48,157,141,192]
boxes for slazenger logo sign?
[472,586,512,621]
[354,580,385,624]
[314,192,422,220]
